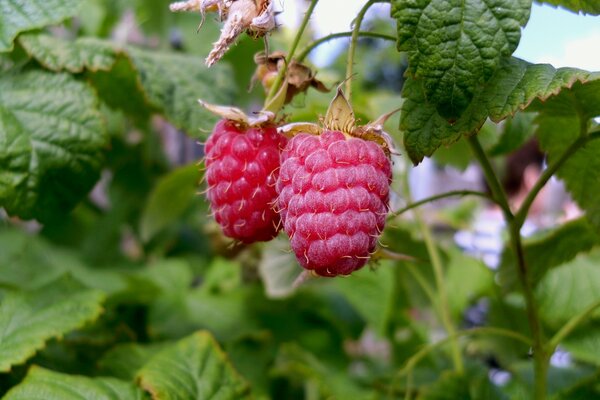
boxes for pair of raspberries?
[204,119,392,277]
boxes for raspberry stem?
[467,135,548,400]
[264,0,319,107]
[296,31,396,62]
[345,0,388,101]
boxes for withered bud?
[251,51,329,104]
[170,0,275,67]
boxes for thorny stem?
[264,0,319,105]
[467,135,547,400]
[296,31,396,62]
[401,161,464,375]
[391,189,494,218]
[345,0,387,100]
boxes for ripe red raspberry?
[277,130,392,277]
[204,119,287,243]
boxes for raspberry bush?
[0,1,599,399]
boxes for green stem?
[296,31,396,62]
[467,135,547,400]
[345,0,387,100]
[466,136,513,219]
[514,128,600,228]
[391,189,493,218]
[264,0,319,105]
[402,161,464,374]
[549,298,600,350]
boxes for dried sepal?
[198,99,275,127]
[353,108,401,156]
[170,0,276,67]
[277,122,322,138]
[278,87,398,156]
[251,51,329,104]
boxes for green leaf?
[18,33,237,137]
[562,323,600,367]
[538,0,600,15]
[533,80,600,229]
[401,57,600,163]
[445,248,494,320]
[136,331,250,400]
[140,164,200,242]
[0,70,107,221]
[258,237,304,299]
[148,288,258,342]
[272,343,375,400]
[333,262,395,336]
[19,33,118,72]
[3,366,146,400]
[0,0,84,52]
[488,112,536,156]
[0,227,128,294]
[498,218,600,290]
[391,0,531,119]
[98,343,170,381]
[536,248,600,328]
[0,276,105,372]
[126,47,235,138]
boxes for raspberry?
[277,130,392,277]
[204,119,287,243]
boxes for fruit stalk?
[297,31,396,62]
[467,135,548,400]
[345,0,388,100]
[265,0,319,105]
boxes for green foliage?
[0,0,84,52]
[19,33,236,137]
[3,366,147,400]
[392,0,531,119]
[401,57,599,163]
[136,331,250,400]
[0,71,107,221]
[536,248,600,328]
[499,218,600,290]
[0,277,105,372]
[139,163,200,242]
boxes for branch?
[296,31,396,62]
[264,0,319,104]
[515,127,600,228]
[390,189,493,218]
[548,298,600,350]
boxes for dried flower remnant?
[170,0,276,67]
[251,51,329,104]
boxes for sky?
[277,1,600,71]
